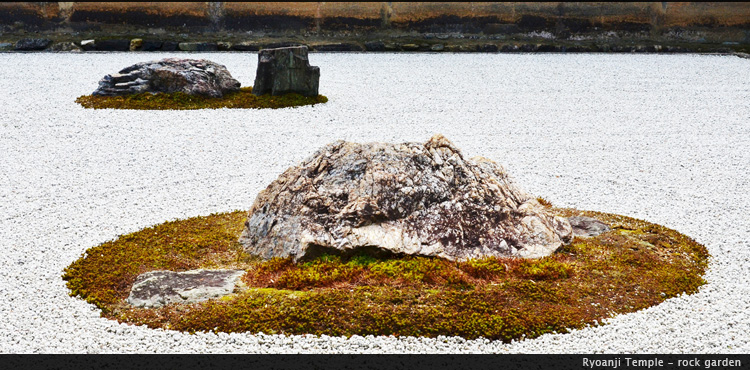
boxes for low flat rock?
[48,42,82,52]
[14,38,51,51]
[92,58,241,98]
[126,269,245,308]
[568,216,611,237]
[240,134,573,262]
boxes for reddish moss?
[536,197,553,207]
[63,207,708,341]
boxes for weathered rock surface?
[252,46,320,97]
[568,216,611,238]
[126,269,245,308]
[240,134,572,262]
[92,58,241,97]
[14,38,51,51]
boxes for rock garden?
[75,45,327,110]
[63,130,708,341]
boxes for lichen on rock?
[126,269,245,308]
[92,58,241,98]
[239,134,572,262]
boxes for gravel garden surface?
[0,52,748,353]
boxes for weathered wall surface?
[1,2,749,53]
[3,2,750,32]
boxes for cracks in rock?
[241,135,571,261]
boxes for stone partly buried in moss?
[92,58,241,98]
[569,216,612,237]
[240,134,573,262]
[127,269,245,308]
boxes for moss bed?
[62,204,708,341]
[75,87,328,110]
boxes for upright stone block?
[252,46,320,97]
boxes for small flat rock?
[126,269,245,308]
[48,42,82,52]
[568,216,611,237]
[14,38,51,51]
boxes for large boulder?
[92,58,241,97]
[252,46,320,97]
[126,269,245,308]
[239,135,572,262]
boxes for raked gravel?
[0,52,748,353]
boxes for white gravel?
[1,52,748,353]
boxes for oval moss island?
[62,203,708,342]
[76,87,328,110]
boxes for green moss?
[63,207,709,341]
[462,257,506,279]
[75,87,328,110]
[515,258,574,280]
[62,210,248,309]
